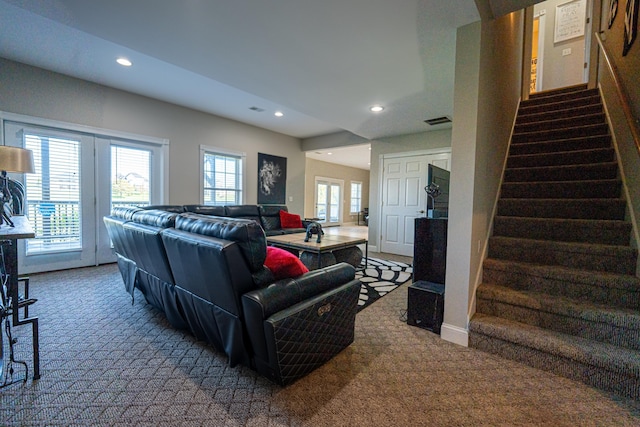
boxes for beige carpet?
[1,264,639,426]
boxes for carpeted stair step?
[519,94,602,116]
[468,313,640,400]
[493,216,631,245]
[521,87,597,107]
[504,162,618,182]
[512,123,610,144]
[509,134,612,156]
[506,148,615,169]
[476,283,640,350]
[496,198,627,220]
[488,236,637,275]
[514,112,606,133]
[482,258,640,309]
[527,83,588,99]
[501,179,622,199]
[516,103,603,124]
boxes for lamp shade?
[0,146,35,173]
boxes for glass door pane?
[111,145,151,209]
[315,182,328,222]
[329,183,340,223]
[24,134,82,254]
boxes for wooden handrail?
[595,32,640,156]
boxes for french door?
[3,121,166,274]
[315,178,342,226]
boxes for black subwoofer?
[407,280,445,334]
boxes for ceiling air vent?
[424,116,452,126]
[249,106,265,112]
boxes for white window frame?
[200,145,246,205]
[350,181,362,214]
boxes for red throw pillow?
[279,210,303,228]
[265,246,309,280]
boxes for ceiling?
[306,144,372,171]
[0,1,537,169]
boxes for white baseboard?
[440,323,468,347]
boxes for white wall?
[0,58,305,210]
[442,11,524,346]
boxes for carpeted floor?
[2,263,640,426]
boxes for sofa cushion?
[131,209,179,228]
[139,205,186,213]
[110,206,142,220]
[264,246,309,280]
[280,210,303,228]
[183,205,226,216]
[175,213,267,272]
[259,204,286,231]
[224,205,261,223]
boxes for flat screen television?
[426,164,449,218]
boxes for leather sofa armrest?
[242,263,355,319]
[241,263,357,359]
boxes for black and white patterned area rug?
[356,257,413,311]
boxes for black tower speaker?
[407,281,445,334]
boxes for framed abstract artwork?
[257,153,287,204]
[623,0,639,56]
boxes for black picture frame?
[257,153,287,204]
[623,0,639,56]
[609,0,619,28]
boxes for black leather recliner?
[104,209,361,385]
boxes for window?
[350,181,362,213]
[201,146,245,206]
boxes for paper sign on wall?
[554,0,587,43]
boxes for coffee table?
[266,232,368,270]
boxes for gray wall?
[442,12,524,345]
[0,58,306,211]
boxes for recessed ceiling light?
[370,105,384,112]
[274,111,284,117]
[327,152,333,155]
[116,57,132,67]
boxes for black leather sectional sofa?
[103,206,361,385]
[141,204,309,236]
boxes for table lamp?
[0,146,35,227]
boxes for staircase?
[469,84,640,400]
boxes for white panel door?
[380,152,451,256]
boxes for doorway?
[314,177,343,226]
[528,0,591,93]
[3,120,167,274]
